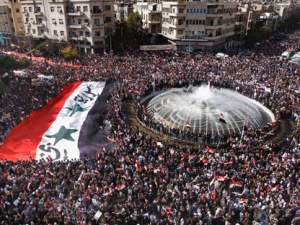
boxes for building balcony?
[36,23,45,27]
[90,9,103,15]
[33,33,46,39]
[93,36,104,40]
[205,22,224,28]
[78,36,87,41]
[70,36,86,41]
[168,12,185,17]
[163,0,185,6]
[206,10,229,16]
[66,11,83,16]
[204,35,224,41]
[148,20,161,24]
[149,10,161,14]
[90,24,105,28]
[34,11,43,16]
[182,35,205,40]
[168,23,185,28]
[235,20,246,26]
[68,24,84,29]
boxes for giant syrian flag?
[0,81,116,162]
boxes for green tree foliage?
[126,12,142,37]
[61,44,78,60]
[0,55,30,70]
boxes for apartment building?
[0,0,24,45]
[115,1,134,23]
[161,0,237,51]
[19,0,114,54]
[235,3,248,39]
[135,0,161,34]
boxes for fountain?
[145,85,275,134]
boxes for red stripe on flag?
[0,82,82,161]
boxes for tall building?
[19,0,115,54]
[161,0,237,51]
[115,1,134,23]
[135,0,161,34]
[0,0,24,45]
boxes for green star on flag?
[45,125,78,145]
[66,104,89,116]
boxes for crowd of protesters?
[0,26,300,225]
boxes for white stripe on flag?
[36,82,106,161]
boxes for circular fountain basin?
[146,85,275,134]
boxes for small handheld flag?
[219,113,227,124]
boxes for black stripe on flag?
[78,79,116,157]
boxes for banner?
[140,44,175,51]
[0,81,115,162]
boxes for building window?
[197,9,199,13]
[60,31,64,36]
[79,31,83,36]
[52,19,56,24]
[54,30,58,36]
[94,19,100,25]
[203,9,206,13]
[178,30,183,35]
[23,7,27,12]
[59,19,63,24]
[78,19,82,24]
[76,6,81,12]
[186,9,189,13]
[83,6,88,12]
[179,8,184,13]
[200,9,202,13]
[35,7,41,13]
[16,8,20,13]
[193,9,196,13]
[32,29,36,34]
[105,17,111,23]
[57,7,62,13]
[17,18,22,23]
[104,5,111,11]
[84,19,89,25]
[95,31,100,36]
[50,7,54,12]
[29,7,32,12]
[85,32,90,37]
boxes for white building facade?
[20,0,115,54]
[161,0,237,51]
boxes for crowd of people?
[0,27,300,225]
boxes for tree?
[61,44,78,60]
[257,26,272,40]
[126,12,142,37]
[0,55,30,70]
